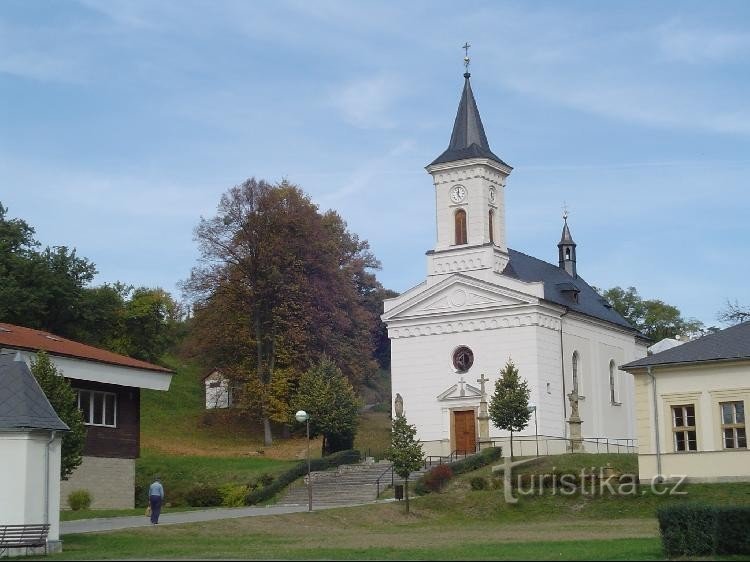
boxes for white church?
[382,67,649,457]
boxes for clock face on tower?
[450,185,467,203]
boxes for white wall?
[0,431,62,542]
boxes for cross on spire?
[563,201,569,222]
[458,376,466,397]
[462,42,471,74]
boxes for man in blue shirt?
[148,477,165,524]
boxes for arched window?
[565,248,571,260]
[455,209,467,245]
[609,360,618,404]
[572,351,580,394]
[488,210,495,244]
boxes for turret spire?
[558,210,577,278]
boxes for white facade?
[204,370,232,409]
[0,431,63,549]
[383,83,647,457]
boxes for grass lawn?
[47,453,750,560]
[354,410,392,459]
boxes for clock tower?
[425,68,512,278]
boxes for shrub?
[218,484,249,507]
[258,473,275,487]
[422,465,453,493]
[715,506,750,555]
[657,503,717,557]
[68,489,92,511]
[185,486,222,507]
[470,476,488,491]
[449,447,503,476]
[245,449,361,505]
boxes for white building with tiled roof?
[382,68,649,457]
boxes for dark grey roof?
[430,74,511,168]
[621,321,750,370]
[0,353,69,431]
[504,248,637,332]
[558,219,576,246]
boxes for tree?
[0,203,97,335]
[30,351,86,480]
[185,178,382,445]
[489,359,531,460]
[718,300,750,326]
[291,356,361,455]
[599,286,704,341]
[389,413,424,514]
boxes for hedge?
[657,503,750,557]
[245,449,361,505]
[415,447,503,495]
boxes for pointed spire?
[430,63,510,168]
[558,211,577,278]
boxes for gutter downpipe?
[559,307,570,437]
[45,430,56,527]
[647,366,663,480]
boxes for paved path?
[61,502,381,535]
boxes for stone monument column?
[567,389,584,453]
[477,374,491,445]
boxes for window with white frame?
[672,404,697,452]
[720,401,746,449]
[75,389,117,427]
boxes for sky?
[1,0,749,328]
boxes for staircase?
[276,461,393,507]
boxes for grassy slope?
[131,355,391,507]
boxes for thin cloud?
[331,74,407,129]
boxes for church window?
[609,360,620,405]
[565,248,571,260]
[455,209,468,245]
[721,401,746,449]
[572,351,580,395]
[672,404,697,452]
[488,210,495,244]
[452,346,474,372]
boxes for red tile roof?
[0,323,173,374]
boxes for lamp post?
[527,405,539,457]
[295,410,312,512]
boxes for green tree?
[600,286,704,341]
[389,413,424,514]
[30,351,86,479]
[0,203,97,334]
[291,357,361,455]
[489,359,530,460]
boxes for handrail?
[375,463,394,498]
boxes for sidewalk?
[61,501,381,535]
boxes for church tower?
[425,64,513,278]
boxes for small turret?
[558,212,577,278]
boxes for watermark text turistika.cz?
[496,460,688,504]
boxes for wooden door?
[454,410,476,454]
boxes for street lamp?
[295,410,312,512]
[527,405,539,457]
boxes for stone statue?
[568,389,580,420]
[394,393,404,417]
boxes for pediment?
[384,276,536,321]
[437,381,483,401]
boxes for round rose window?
[452,346,474,372]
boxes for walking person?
[148,477,165,524]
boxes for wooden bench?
[0,524,50,556]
